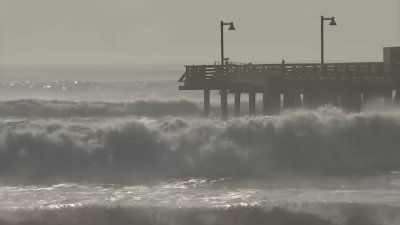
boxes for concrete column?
[361,91,374,109]
[294,93,302,108]
[381,90,394,106]
[263,90,280,115]
[204,89,210,117]
[363,89,392,109]
[362,90,375,106]
[263,92,268,115]
[386,90,394,105]
[220,90,228,120]
[249,92,256,116]
[234,92,241,117]
[395,90,400,104]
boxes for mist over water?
[1,70,400,224]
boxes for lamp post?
[219,21,235,120]
[220,21,235,65]
[321,16,337,64]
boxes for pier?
[179,47,400,118]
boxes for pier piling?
[234,92,241,117]
[204,89,210,117]
[263,90,281,115]
[249,92,256,116]
[220,90,228,120]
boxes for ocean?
[0,66,400,225]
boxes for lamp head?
[228,23,236,30]
[329,17,337,26]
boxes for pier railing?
[179,62,400,84]
[178,62,400,117]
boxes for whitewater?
[1,76,400,225]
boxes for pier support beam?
[234,92,241,117]
[263,90,280,115]
[249,92,256,116]
[204,89,210,117]
[220,90,228,120]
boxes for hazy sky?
[1,0,399,66]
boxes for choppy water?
[1,178,400,225]
[1,75,400,224]
[2,177,400,209]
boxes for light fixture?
[329,17,337,26]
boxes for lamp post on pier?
[220,21,235,65]
[321,16,337,64]
[219,21,235,120]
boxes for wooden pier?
[179,49,400,119]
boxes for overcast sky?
[0,0,399,66]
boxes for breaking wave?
[1,107,400,182]
[0,203,399,225]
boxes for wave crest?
[1,107,400,182]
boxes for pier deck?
[179,61,400,118]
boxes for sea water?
[0,67,400,224]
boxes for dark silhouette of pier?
[179,47,400,119]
